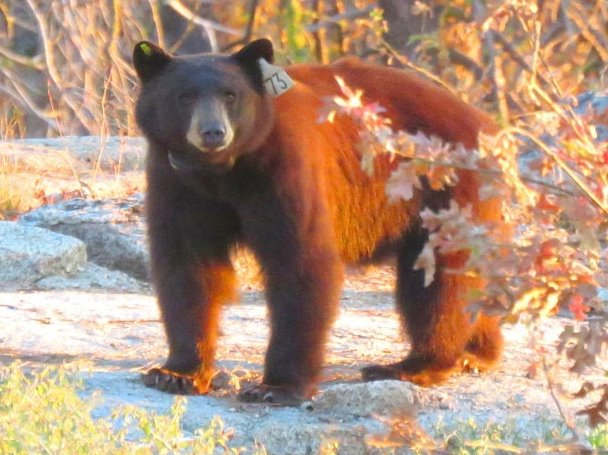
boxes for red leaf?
[569,294,590,321]
[537,193,560,212]
[534,240,558,274]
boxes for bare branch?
[164,0,241,36]
[0,45,44,70]
[490,30,552,88]
[447,48,483,80]
[25,0,94,133]
[568,2,608,62]
[0,75,58,131]
[507,127,608,215]
[148,0,166,48]
[380,37,458,96]
[306,5,375,33]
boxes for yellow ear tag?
[258,58,295,97]
[139,42,154,56]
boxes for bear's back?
[287,58,496,148]
[275,59,497,263]
[263,64,421,263]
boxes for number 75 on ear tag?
[258,58,295,97]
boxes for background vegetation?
[0,364,247,454]
[0,0,605,138]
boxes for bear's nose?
[200,124,227,148]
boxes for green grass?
[0,363,247,454]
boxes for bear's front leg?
[143,164,239,394]
[236,192,343,405]
[143,260,236,395]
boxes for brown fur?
[133,39,504,404]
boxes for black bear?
[133,38,503,405]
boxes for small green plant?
[117,401,241,455]
[277,0,314,63]
[0,363,125,454]
[0,363,248,454]
[588,424,608,450]
[435,418,524,454]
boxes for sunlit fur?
[134,39,504,402]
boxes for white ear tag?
[258,58,295,97]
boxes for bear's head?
[133,39,276,172]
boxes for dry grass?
[0,137,146,218]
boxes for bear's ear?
[232,39,274,95]
[133,41,172,83]
[233,39,274,65]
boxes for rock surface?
[0,221,86,288]
[0,220,148,293]
[308,380,420,421]
[21,195,148,280]
[35,262,149,294]
[1,136,146,173]
[0,136,146,215]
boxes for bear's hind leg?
[462,313,503,373]
[361,230,475,386]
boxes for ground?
[1,264,604,453]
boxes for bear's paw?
[142,367,209,395]
[238,384,308,406]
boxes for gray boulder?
[248,381,420,455]
[35,262,149,294]
[20,195,149,280]
[0,221,87,288]
[311,380,420,417]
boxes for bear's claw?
[142,367,207,395]
[238,384,304,406]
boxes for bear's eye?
[224,91,236,103]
